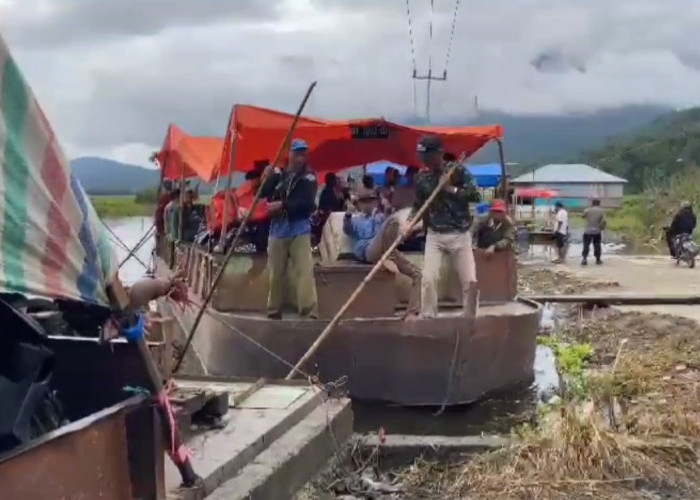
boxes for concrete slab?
[166,382,321,499]
[209,399,353,500]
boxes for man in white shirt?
[553,201,569,263]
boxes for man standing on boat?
[402,135,481,319]
[343,187,421,319]
[262,139,318,319]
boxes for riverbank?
[298,262,700,499]
[90,195,153,218]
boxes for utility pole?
[412,59,446,123]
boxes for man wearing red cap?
[472,199,516,254]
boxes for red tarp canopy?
[217,105,504,176]
[515,188,559,199]
[156,124,223,182]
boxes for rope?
[103,221,149,270]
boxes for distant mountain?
[70,157,160,194]
[71,105,672,194]
[586,107,700,192]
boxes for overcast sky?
[1,0,699,167]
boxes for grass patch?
[398,311,700,499]
[89,195,154,218]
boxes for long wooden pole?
[171,81,318,375]
[285,151,468,380]
[107,278,199,487]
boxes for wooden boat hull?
[160,299,541,406]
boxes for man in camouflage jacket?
[403,135,481,318]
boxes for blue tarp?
[466,163,502,188]
[363,161,502,188]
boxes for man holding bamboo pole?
[402,135,481,319]
[262,139,319,319]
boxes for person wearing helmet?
[471,199,515,255]
[261,139,318,319]
[666,200,697,258]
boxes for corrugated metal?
[511,164,627,184]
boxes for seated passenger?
[471,199,515,256]
[314,172,349,246]
[343,187,421,319]
[392,165,419,210]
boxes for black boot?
[595,258,602,265]
[581,258,588,266]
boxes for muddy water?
[106,216,559,437]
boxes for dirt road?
[559,254,700,322]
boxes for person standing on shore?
[553,201,569,264]
[402,135,481,319]
[581,198,606,266]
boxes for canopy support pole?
[285,150,469,380]
[218,134,238,250]
[171,81,318,376]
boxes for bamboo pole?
[285,151,469,380]
[171,81,318,375]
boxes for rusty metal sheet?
[0,407,132,500]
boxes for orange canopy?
[157,124,223,182]
[218,105,504,176]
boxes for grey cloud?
[3,0,283,49]
[6,0,700,161]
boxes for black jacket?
[670,207,697,236]
[261,165,318,220]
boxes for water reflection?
[105,216,155,285]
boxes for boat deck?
[209,299,537,321]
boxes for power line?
[405,0,418,116]
[407,0,462,123]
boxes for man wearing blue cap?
[261,138,318,319]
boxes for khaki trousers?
[421,229,477,318]
[365,215,422,315]
[267,234,318,317]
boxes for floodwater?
[105,216,155,285]
[106,216,560,436]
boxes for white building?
[511,163,627,209]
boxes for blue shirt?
[343,212,387,261]
[269,216,311,239]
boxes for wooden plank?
[526,294,700,305]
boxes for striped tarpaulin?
[0,34,116,307]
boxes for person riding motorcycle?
[666,201,697,258]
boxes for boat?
[155,104,542,406]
